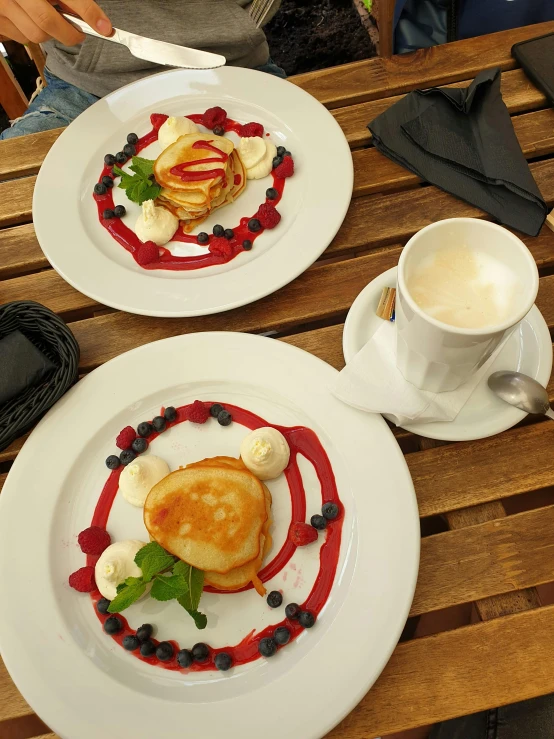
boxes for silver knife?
[62,13,226,70]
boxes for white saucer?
[342,267,553,441]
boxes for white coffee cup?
[395,218,539,393]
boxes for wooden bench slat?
[328,603,554,736]
[352,108,554,197]
[409,421,554,518]
[0,657,34,721]
[334,68,549,148]
[292,21,554,108]
[412,504,554,616]
[3,109,554,230]
[0,129,64,182]
[328,158,554,257]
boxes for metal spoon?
[488,371,554,419]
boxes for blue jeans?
[0,61,286,139]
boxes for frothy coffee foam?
[406,245,518,329]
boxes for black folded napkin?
[0,330,55,405]
[368,67,547,237]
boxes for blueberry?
[298,610,316,628]
[114,204,126,218]
[104,154,116,166]
[164,406,177,422]
[322,502,340,520]
[120,449,136,466]
[96,598,111,615]
[210,403,224,418]
[248,218,261,233]
[284,150,291,157]
[123,635,140,651]
[215,652,233,671]
[267,591,283,609]
[101,175,114,188]
[123,143,136,157]
[177,648,193,668]
[224,228,234,240]
[94,182,107,196]
[136,624,153,643]
[192,642,210,662]
[285,603,300,620]
[127,132,139,145]
[115,151,127,164]
[105,455,121,470]
[197,232,209,245]
[310,514,327,531]
[137,421,153,438]
[152,416,166,432]
[103,208,115,220]
[242,240,252,251]
[213,125,225,136]
[132,437,148,454]
[213,224,224,237]
[156,641,174,661]
[217,410,232,427]
[140,640,156,657]
[276,146,286,157]
[265,187,278,200]
[104,616,123,635]
[258,637,277,657]
[274,626,291,645]
[272,156,283,169]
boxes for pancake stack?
[144,456,272,596]
[154,133,246,233]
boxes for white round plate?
[0,333,418,739]
[33,67,353,317]
[343,267,553,441]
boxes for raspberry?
[289,522,318,547]
[188,400,209,424]
[116,425,136,450]
[69,566,96,592]
[209,237,233,259]
[78,526,111,555]
[136,241,159,266]
[255,203,281,229]
[202,106,227,130]
[150,113,169,131]
[274,155,294,179]
[240,122,264,138]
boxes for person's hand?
[0,0,112,45]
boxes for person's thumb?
[62,0,112,36]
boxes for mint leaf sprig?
[107,541,207,629]
[112,156,161,205]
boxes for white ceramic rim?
[33,67,353,318]
[0,332,419,739]
[398,218,540,336]
[343,267,553,441]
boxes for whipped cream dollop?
[95,540,148,601]
[238,137,277,180]
[135,199,179,246]
[158,116,199,150]
[119,455,170,507]
[240,427,290,480]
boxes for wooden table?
[2,20,554,739]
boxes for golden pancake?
[144,463,268,574]
[154,133,234,199]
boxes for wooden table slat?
[333,67,549,148]
[0,129,64,182]
[292,20,554,108]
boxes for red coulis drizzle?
[87,402,343,672]
[93,113,288,271]
[169,140,228,182]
